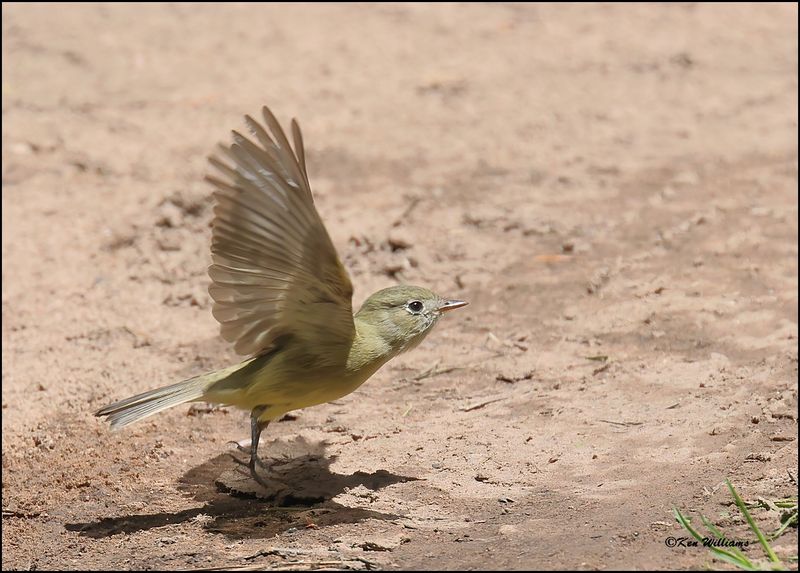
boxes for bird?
[95,105,468,488]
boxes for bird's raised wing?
[205,106,355,358]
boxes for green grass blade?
[673,508,757,570]
[673,508,706,543]
[700,514,749,562]
[747,499,798,510]
[701,513,727,539]
[708,550,761,570]
[770,511,798,540]
[726,479,781,564]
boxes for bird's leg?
[245,407,288,491]
[249,407,270,473]
[226,406,286,495]
[228,406,271,467]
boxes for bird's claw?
[227,439,250,453]
[248,467,288,493]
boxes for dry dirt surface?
[2,3,798,571]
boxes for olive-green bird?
[95,105,467,487]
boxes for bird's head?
[355,285,468,354]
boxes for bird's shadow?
[66,436,418,540]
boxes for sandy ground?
[2,3,798,570]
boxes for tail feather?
[95,368,234,430]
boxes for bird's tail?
[94,362,248,430]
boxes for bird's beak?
[438,299,468,313]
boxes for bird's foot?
[227,438,251,454]
[248,463,289,494]
[229,450,274,471]
[229,449,287,487]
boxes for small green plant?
[673,479,797,570]
[746,497,798,541]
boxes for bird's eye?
[408,300,424,313]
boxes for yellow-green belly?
[203,340,388,422]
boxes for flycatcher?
[96,106,467,487]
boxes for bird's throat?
[346,316,403,377]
